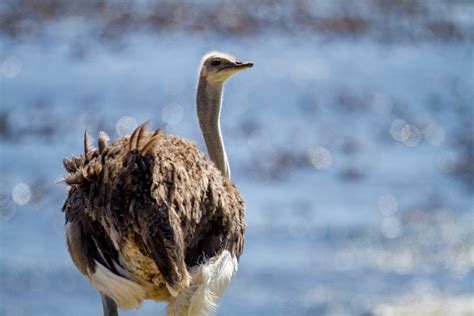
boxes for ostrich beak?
[234,61,254,69]
[221,61,254,71]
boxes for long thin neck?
[196,76,230,179]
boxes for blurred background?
[1,0,473,315]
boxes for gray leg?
[101,293,118,316]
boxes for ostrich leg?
[101,293,118,316]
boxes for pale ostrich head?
[200,51,254,83]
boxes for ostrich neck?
[196,77,230,179]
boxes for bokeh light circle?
[12,183,32,206]
[390,119,406,142]
[308,146,333,170]
[115,116,138,136]
[2,56,23,78]
[161,103,184,125]
[401,124,422,147]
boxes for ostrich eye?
[210,59,221,66]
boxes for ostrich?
[62,52,253,316]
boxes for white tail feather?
[89,261,146,310]
[168,250,237,316]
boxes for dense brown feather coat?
[62,125,246,304]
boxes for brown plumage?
[63,125,245,292]
[62,51,253,316]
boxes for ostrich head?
[200,51,254,83]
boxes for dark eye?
[210,59,221,66]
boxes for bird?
[61,52,253,316]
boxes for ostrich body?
[62,52,253,315]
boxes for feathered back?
[62,123,246,297]
[63,123,162,188]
